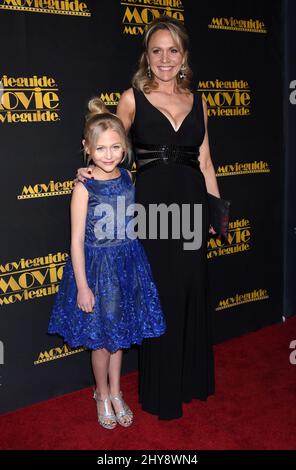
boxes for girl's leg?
[109,349,122,397]
[109,350,133,426]
[91,348,116,428]
[92,348,110,396]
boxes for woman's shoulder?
[117,87,136,120]
[117,88,138,130]
[119,87,136,105]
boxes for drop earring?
[147,64,152,79]
[179,64,186,80]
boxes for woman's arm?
[116,88,135,132]
[198,98,221,198]
[70,182,95,312]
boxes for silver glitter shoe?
[93,390,117,430]
[109,391,133,427]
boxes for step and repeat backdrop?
[0,0,284,413]
[284,0,296,319]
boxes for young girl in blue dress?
[48,97,165,430]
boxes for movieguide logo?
[18,179,74,199]
[217,161,270,177]
[0,0,91,16]
[207,218,251,259]
[121,0,184,36]
[208,16,267,34]
[99,91,121,107]
[0,74,60,124]
[34,343,85,365]
[216,288,269,311]
[198,79,251,117]
[0,252,68,306]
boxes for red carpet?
[1,317,295,450]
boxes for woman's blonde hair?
[83,97,131,165]
[132,16,193,94]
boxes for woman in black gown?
[79,17,221,420]
[117,17,221,420]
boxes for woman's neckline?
[141,89,196,133]
[92,167,122,182]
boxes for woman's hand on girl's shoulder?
[209,225,217,235]
[74,164,95,185]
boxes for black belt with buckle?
[134,143,201,174]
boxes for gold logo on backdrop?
[131,161,137,175]
[34,344,85,364]
[198,79,251,117]
[18,179,74,199]
[217,161,270,177]
[100,92,121,107]
[0,0,91,16]
[208,17,267,33]
[216,288,269,311]
[0,75,60,124]
[207,218,251,259]
[121,0,184,36]
[0,252,68,306]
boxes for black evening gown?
[130,87,215,420]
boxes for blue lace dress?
[48,167,166,352]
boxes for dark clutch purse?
[207,193,231,238]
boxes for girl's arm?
[70,182,95,313]
[198,98,221,198]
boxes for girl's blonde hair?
[132,16,193,94]
[83,97,131,165]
